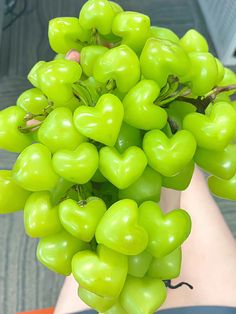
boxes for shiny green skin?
[0,170,30,214]
[80,45,108,77]
[183,102,236,151]
[232,100,236,111]
[139,201,191,258]
[74,93,124,146]
[185,52,218,95]
[112,12,151,54]
[16,88,49,119]
[28,59,82,110]
[215,58,225,83]
[24,191,62,238]
[78,287,116,313]
[99,146,147,189]
[143,129,196,177]
[162,160,195,191]
[147,247,182,280]
[59,197,106,242]
[98,1,122,44]
[128,250,152,278]
[194,144,236,180]
[120,276,167,314]
[140,38,190,88]
[96,199,148,255]
[179,29,208,52]
[93,45,140,93]
[110,1,123,14]
[54,53,65,60]
[218,67,236,96]
[37,230,86,276]
[119,166,162,204]
[72,244,128,298]
[104,300,128,314]
[38,107,86,153]
[52,142,99,184]
[0,106,33,152]
[48,17,91,54]
[208,174,236,201]
[79,0,116,35]
[28,61,45,87]
[115,122,142,154]
[12,143,59,191]
[150,26,179,43]
[123,80,167,130]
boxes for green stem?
[75,185,88,206]
[73,82,94,106]
[159,86,189,107]
[167,117,179,134]
[18,122,42,133]
[106,79,116,92]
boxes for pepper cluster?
[0,0,236,313]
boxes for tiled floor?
[0,1,235,313]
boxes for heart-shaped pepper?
[194,144,236,180]
[123,80,167,130]
[179,29,208,53]
[79,0,116,35]
[128,250,152,278]
[73,93,124,146]
[93,45,140,93]
[162,160,195,191]
[0,106,33,152]
[12,143,59,191]
[48,17,91,54]
[150,26,179,43]
[184,52,218,95]
[59,197,106,242]
[112,12,151,54]
[17,88,49,118]
[208,173,236,201]
[38,107,85,153]
[96,199,148,255]
[120,275,167,314]
[99,146,147,189]
[183,101,236,151]
[80,45,108,77]
[147,247,182,280]
[143,129,196,177]
[72,244,128,298]
[52,142,98,184]
[115,122,142,154]
[0,170,30,214]
[28,59,82,110]
[78,287,116,313]
[118,166,162,205]
[139,201,191,258]
[140,38,190,88]
[37,230,86,276]
[24,191,62,237]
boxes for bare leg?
[161,166,236,309]
[54,275,90,314]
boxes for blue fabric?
[157,306,236,313]
[72,306,236,314]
